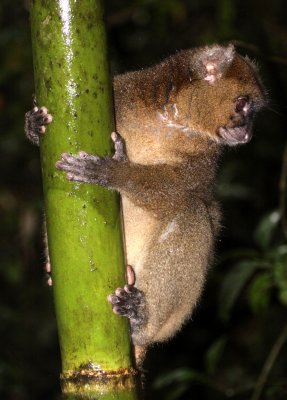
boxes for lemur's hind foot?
[108,265,147,331]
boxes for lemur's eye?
[235,96,249,113]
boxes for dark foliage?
[1,1,286,399]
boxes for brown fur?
[109,44,266,358]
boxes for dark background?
[1,1,287,399]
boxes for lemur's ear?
[192,44,235,84]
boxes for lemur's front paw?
[56,152,114,186]
[108,284,145,323]
[56,132,126,186]
[25,97,53,146]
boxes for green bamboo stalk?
[29,1,139,397]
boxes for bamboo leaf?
[205,337,226,375]
[247,273,272,314]
[254,211,280,251]
[219,260,259,321]
[274,257,287,306]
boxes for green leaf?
[254,210,280,250]
[274,258,287,306]
[153,367,221,399]
[274,260,287,290]
[268,245,287,264]
[218,260,259,321]
[153,368,200,388]
[278,289,287,306]
[205,337,226,375]
[247,273,272,314]
[153,368,212,389]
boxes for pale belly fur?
[121,195,157,278]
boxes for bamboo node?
[61,362,139,393]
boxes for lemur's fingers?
[25,104,53,146]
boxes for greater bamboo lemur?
[25,44,266,365]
